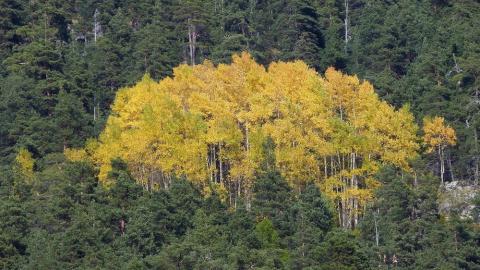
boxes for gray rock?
[438,181,479,221]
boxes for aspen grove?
[75,53,420,228]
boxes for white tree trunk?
[187,18,197,66]
[344,0,349,53]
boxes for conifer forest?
[0,0,480,269]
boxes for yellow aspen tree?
[321,67,419,228]
[13,148,36,196]
[14,148,35,183]
[423,116,457,185]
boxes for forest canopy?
[1,0,479,268]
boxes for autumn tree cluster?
[1,0,478,183]
[83,53,418,228]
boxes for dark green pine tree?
[5,41,67,116]
[314,0,347,70]
[0,0,26,76]
[173,0,214,65]
[0,199,29,269]
[289,184,334,269]
[1,0,74,156]
[0,74,35,163]
[252,169,295,238]
[132,15,182,79]
[152,209,231,269]
[53,91,90,150]
[273,0,325,70]
[210,0,251,64]
[314,229,371,270]
[3,40,68,155]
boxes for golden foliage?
[423,116,456,153]
[90,53,420,222]
[14,148,35,184]
[64,148,89,162]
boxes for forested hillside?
[0,0,479,269]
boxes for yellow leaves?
[423,116,456,153]
[324,67,361,119]
[90,53,420,212]
[111,74,158,130]
[323,68,419,171]
[373,104,419,171]
[14,148,35,184]
[64,138,98,163]
[64,148,89,162]
[15,148,34,174]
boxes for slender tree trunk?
[344,0,349,54]
[208,147,213,183]
[324,156,328,178]
[187,18,197,66]
[447,152,454,182]
[352,152,358,228]
[454,231,458,251]
[342,189,347,228]
[245,124,250,151]
[219,144,223,184]
[229,179,233,206]
[374,209,379,247]
[439,147,445,186]
[338,199,342,227]
[44,11,48,44]
[94,9,98,43]
[246,181,251,211]
[331,155,335,175]
[213,145,217,183]
[413,171,418,188]
[474,128,479,185]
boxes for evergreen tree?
[252,170,295,237]
[274,0,325,69]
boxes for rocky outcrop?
[438,181,479,221]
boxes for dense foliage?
[0,0,479,269]
[86,53,418,229]
[1,0,479,179]
[1,157,479,269]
